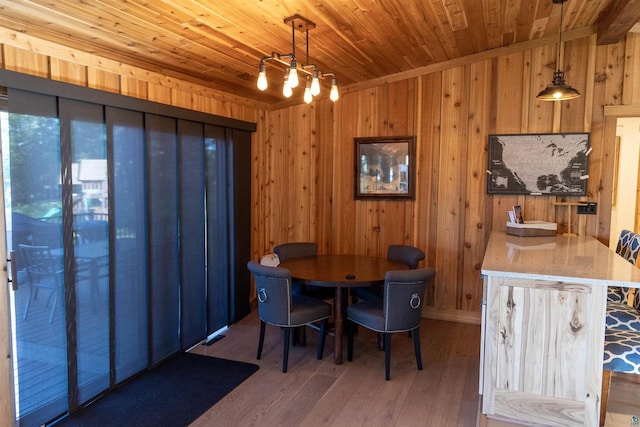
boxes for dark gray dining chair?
[387,244,426,269]
[274,241,334,301]
[347,267,436,380]
[351,244,426,302]
[273,242,318,261]
[247,260,331,373]
[274,242,334,346]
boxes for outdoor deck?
[12,269,109,422]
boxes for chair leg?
[292,326,307,347]
[283,328,291,373]
[317,318,328,360]
[600,369,612,426]
[23,288,34,320]
[413,327,422,370]
[257,320,266,360]
[46,289,56,308]
[384,333,391,380]
[48,289,58,324]
[347,320,354,362]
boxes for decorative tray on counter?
[506,221,557,237]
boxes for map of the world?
[487,133,590,195]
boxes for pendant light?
[257,14,339,103]
[536,0,580,101]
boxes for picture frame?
[354,136,416,200]
[486,132,590,195]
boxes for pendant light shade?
[536,0,580,102]
[536,71,581,101]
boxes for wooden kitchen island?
[480,232,640,427]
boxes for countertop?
[481,231,640,287]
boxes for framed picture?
[487,132,590,195]
[354,136,416,200]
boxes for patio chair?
[19,244,64,323]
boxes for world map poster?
[486,133,590,195]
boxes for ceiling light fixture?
[257,14,339,103]
[536,0,580,101]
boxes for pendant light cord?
[291,20,296,59]
[557,0,564,73]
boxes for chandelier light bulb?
[282,71,293,97]
[288,59,299,88]
[257,70,268,91]
[283,81,293,98]
[310,74,321,96]
[330,80,339,102]
[304,81,313,104]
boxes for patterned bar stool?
[606,230,640,331]
[601,328,640,425]
[600,230,640,425]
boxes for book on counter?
[513,205,524,224]
[508,205,524,224]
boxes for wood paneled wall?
[0,27,639,324]
[256,31,640,324]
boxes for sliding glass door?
[4,90,67,426]
[60,98,110,406]
[1,80,252,426]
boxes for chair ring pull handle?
[258,288,268,303]
[410,293,421,309]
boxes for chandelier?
[536,0,580,101]
[257,14,339,103]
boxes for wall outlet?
[577,202,597,215]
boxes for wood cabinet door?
[481,276,606,427]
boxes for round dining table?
[278,254,407,364]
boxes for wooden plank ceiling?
[0,0,636,105]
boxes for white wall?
[609,117,640,248]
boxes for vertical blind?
[178,120,207,350]
[5,78,253,426]
[146,114,180,364]
[107,106,148,383]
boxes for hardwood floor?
[190,311,640,427]
[190,312,482,426]
[605,373,640,427]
